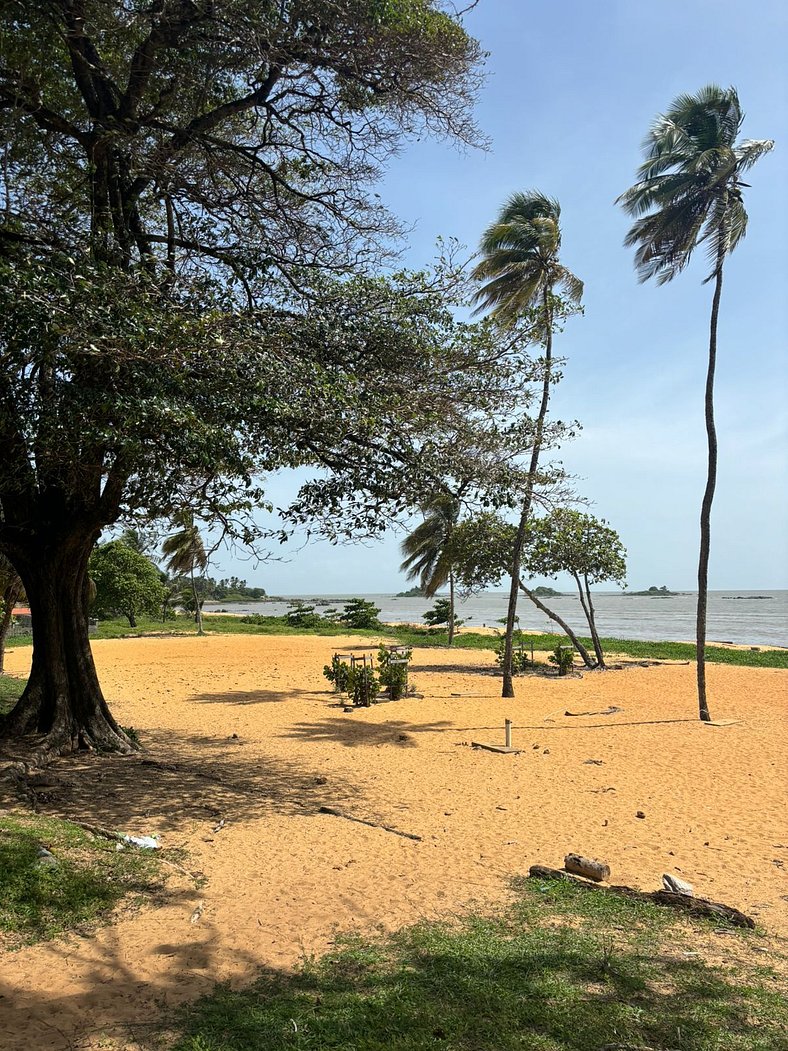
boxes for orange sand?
[1,633,786,1050]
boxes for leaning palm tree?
[618,85,773,722]
[471,191,583,697]
[400,495,460,644]
[162,514,208,636]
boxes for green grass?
[0,812,165,948]
[6,617,785,669]
[56,616,785,669]
[0,672,25,715]
[171,876,787,1051]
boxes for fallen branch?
[527,865,754,929]
[565,706,622,717]
[318,805,421,841]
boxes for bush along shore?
[5,614,784,671]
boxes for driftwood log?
[528,865,754,929]
[564,853,610,882]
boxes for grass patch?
[0,673,25,715]
[171,877,786,1050]
[0,812,165,949]
[80,617,788,669]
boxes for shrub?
[339,598,382,630]
[284,603,324,628]
[323,654,351,693]
[346,663,379,707]
[377,645,412,700]
[549,644,574,676]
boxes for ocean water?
[205,590,788,648]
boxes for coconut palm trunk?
[696,245,724,722]
[501,287,553,697]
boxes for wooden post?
[505,719,512,749]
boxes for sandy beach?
[1,633,786,1050]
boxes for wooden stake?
[505,719,512,748]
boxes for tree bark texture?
[502,287,553,697]
[0,533,135,756]
[697,261,724,723]
[575,571,605,668]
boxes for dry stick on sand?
[318,805,422,841]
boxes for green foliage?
[618,85,774,285]
[89,540,166,627]
[339,599,382,630]
[0,814,163,948]
[549,644,575,676]
[422,598,464,630]
[525,509,627,587]
[285,603,324,629]
[494,633,532,675]
[346,663,380,707]
[170,877,785,1051]
[472,192,584,326]
[451,512,516,593]
[323,655,351,694]
[376,645,412,700]
[400,495,459,597]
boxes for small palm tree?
[472,191,583,697]
[400,495,460,644]
[618,85,773,722]
[162,513,208,636]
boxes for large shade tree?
[471,191,583,698]
[618,85,773,721]
[0,0,487,754]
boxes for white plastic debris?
[122,834,160,850]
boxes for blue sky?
[213,0,787,594]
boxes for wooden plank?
[471,742,521,754]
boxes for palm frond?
[619,84,771,283]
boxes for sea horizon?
[205,589,788,648]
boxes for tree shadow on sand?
[0,907,263,1051]
[281,718,453,749]
[188,687,325,705]
[2,724,363,833]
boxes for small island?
[627,586,677,597]
[532,586,562,597]
[395,585,427,597]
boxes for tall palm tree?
[618,85,773,722]
[400,495,460,644]
[162,514,208,636]
[471,191,583,697]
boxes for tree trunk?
[519,580,596,668]
[502,288,554,698]
[697,262,723,723]
[0,536,135,756]
[447,570,455,646]
[127,611,137,628]
[575,572,605,668]
[191,567,204,636]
